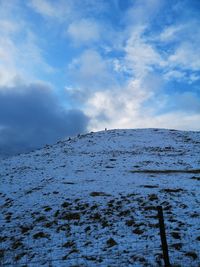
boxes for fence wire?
[1,205,199,267]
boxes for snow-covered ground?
[0,128,200,266]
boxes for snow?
[0,128,200,266]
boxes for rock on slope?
[0,128,200,266]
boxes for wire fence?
[1,204,200,267]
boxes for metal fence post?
[157,205,171,267]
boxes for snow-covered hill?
[0,128,200,266]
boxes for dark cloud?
[0,82,89,157]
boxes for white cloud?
[168,42,200,71]
[152,112,200,131]
[121,19,200,87]
[164,70,186,81]
[189,73,200,83]
[28,0,71,20]
[0,2,55,87]
[84,78,153,130]
[18,32,55,74]
[85,85,200,132]
[124,0,163,26]
[67,19,101,45]
[0,20,19,34]
[164,69,200,84]
[0,31,54,86]
[28,0,108,22]
[123,26,165,78]
[29,0,56,17]
[158,21,200,77]
[0,33,19,86]
[159,25,185,42]
[68,49,117,90]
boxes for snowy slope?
[0,128,200,266]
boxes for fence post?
[157,205,171,267]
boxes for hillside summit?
[0,128,200,266]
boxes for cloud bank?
[0,82,89,157]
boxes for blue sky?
[0,0,200,155]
